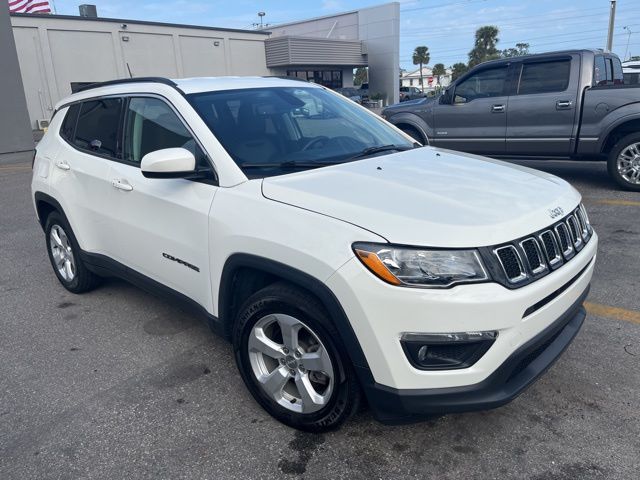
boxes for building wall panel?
[47,29,119,98]
[179,35,227,77]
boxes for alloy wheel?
[49,224,76,282]
[248,313,334,414]
[617,142,640,185]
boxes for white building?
[9,2,400,130]
[400,66,452,91]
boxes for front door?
[432,65,510,154]
[505,56,578,156]
[107,96,217,307]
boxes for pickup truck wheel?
[45,212,101,293]
[608,133,640,191]
[399,125,425,144]
[233,282,361,432]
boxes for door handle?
[111,179,133,192]
[55,161,70,171]
[491,104,505,113]
[556,100,573,110]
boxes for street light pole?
[606,0,617,52]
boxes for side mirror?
[440,89,451,104]
[141,147,196,179]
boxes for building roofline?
[263,1,397,29]
[10,12,271,35]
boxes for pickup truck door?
[505,56,578,156]
[432,64,509,154]
[107,96,217,308]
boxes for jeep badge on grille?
[548,207,564,219]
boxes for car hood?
[261,147,581,247]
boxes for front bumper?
[359,285,588,423]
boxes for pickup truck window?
[454,67,507,103]
[518,60,571,95]
[594,55,624,86]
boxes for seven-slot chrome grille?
[490,204,593,288]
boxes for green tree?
[451,62,468,81]
[432,63,446,86]
[502,42,530,58]
[629,55,640,61]
[468,26,500,67]
[412,46,430,89]
[354,67,368,86]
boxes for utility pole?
[624,26,633,60]
[606,0,617,52]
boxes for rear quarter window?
[60,104,80,142]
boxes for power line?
[400,24,640,59]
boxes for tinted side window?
[123,97,207,167]
[455,67,508,102]
[611,57,624,85]
[60,104,80,142]
[74,98,122,158]
[594,55,608,86]
[518,60,571,94]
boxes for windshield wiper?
[345,144,414,161]
[240,160,340,169]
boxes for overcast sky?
[51,0,640,69]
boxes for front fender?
[385,112,433,144]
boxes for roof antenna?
[126,63,134,78]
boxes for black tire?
[44,212,101,293]
[607,132,640,191]
[399,125,425,144]
[233,282,361,432]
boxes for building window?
[409,79,413,86]
[286,70,343,89]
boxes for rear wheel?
[233,282,361,432]
[607,132,640,191]
[45,212,101,293]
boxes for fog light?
[401,331,497,370]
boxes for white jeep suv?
[31,77,597,432]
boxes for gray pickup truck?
[382,49,640,190]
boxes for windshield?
[187,86,413,178]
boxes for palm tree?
[432,63,446,88]
[412,46,430,91]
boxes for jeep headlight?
[353,242,489,288]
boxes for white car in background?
[31,76,597,431]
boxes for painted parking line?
[585,302,640,326]
[594,199,640,207]
[0,165,31,173]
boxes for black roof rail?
[75,77,183,94]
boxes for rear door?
[107,96,217,307]
[51,98,123,257]
[505,56,578,155]
[432,64,510,154]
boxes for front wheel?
[607,132,640,191]
[233,283,361,432]
[399,125,425,145]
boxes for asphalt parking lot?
[0,159,638,480]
